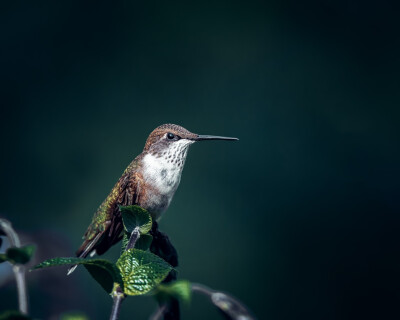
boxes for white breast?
[142,153,183,196]
[141,140,193,218]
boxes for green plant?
[0,219,35,319]
[1,207,255,320]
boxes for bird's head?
[143,124,238,158]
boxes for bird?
[68,124,238,274]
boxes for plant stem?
[149,304,167,320]
[191,283,214,297]
[126,227,140,250]
[109,285,125,320]
[14,265,28,314]
[108,226,140,320]
[0,219,21,247]
[0,219,28,315]
[191,283,255,320]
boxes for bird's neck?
[141,150,188,196]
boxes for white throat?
[141,139,194,218]
[142,153,184,194]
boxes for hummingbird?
[68,124,238,274]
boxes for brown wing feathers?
[76,170,141,258]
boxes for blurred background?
[0,1,399,319]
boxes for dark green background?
[1,1,399,319]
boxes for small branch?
[109,226,140,320]
[0,219,28,315]
[192,282,256,320]
[126,227,140,250]
[149,303,167,320]
[0,219,21,247]
[191,283,214,297]
[109,285,125,320]
[14,265,28,314]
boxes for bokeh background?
[1,1,399,319]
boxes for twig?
[191,282,256,320]
[109,226,140,320]
[126,227,140,250]
[191,283,214,297]
[149,303,167,320]
[14,265,28,314]
[109,285,125,320]
[0,219,29,314]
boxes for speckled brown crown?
[143,124,198,151]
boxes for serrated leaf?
[31,257,123,293]
[1,245,36,265]
[120,205,152,234]
[31,257,87,269]
[135,234,153,251]
[120,232,129,253]
[156,280,192,304]
[84,261,122,293]
[116,249,172,296]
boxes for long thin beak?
[196,135,239,141]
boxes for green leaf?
[120,205,152,234]
[120,232,153,253]
[116,249,172,296]
[0,310,32,320]
[155,280,192,304]
[31,257,86,269]
[84,261,122,294]
[120,232,129,253]
[31,257,123,293]
[0,245,36,265]
[5,245,36,265]
[135,234,153,251]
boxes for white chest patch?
[142,153,183,195]
[141,139,193,218]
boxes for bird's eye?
[167,133,175,140]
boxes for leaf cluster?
[30,204,195,320]
[29,205,254,319]
[31,206,175,298]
